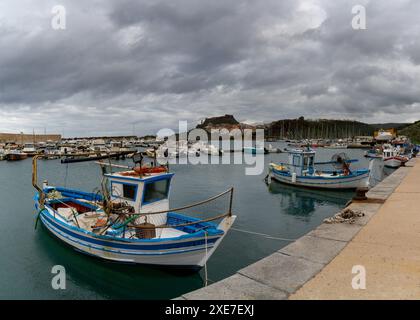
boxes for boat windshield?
[143,179,170,204]
[303,156,314,169]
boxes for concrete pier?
[179,158,418,300]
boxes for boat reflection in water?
[268,179,354,219]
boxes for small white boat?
[22,143,39,156]
[364,148,382,159]
[199,143,223,156]
[382,145,408,168]
[207,145,223,156]
[324,142,348,149]
[33,155,236,269]
[268,149,370,190]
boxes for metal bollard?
[353,187,368,201]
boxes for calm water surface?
[0,144,389,299]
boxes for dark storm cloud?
[0,0,419,136]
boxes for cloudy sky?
[0,0,419,137]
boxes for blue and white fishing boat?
[32,155,236,269]
[268,149,370,190]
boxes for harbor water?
[0,143,390,299]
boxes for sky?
[0,0,419,137]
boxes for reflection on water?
[268,180,353,220]
[35,224,204,300]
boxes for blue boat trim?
[41,216,215,256]
[40,209,221,251]
[271,167,370,181]
[104,172,175,183]
[272,175,368,185]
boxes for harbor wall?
[0,133,61,144]
[177,159,416,300]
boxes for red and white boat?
[382,146,408,168]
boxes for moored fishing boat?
[267,149,370,190]
[6,150,28,161]
[266,144,282,153]
[32,154,236,269]
[382,145,408,168]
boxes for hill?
[196,114,254,131]
[266,117,373,139]
[399,121,420,143]
[370,123,410,130]
[194,115,418,141]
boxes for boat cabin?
[287,149,315,176]
[104,170,174,226]
[383,148,397,158]
[382,144,398,158]
[23,143,36,153]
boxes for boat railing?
[109,187,235,231]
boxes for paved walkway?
[291,158,420,299]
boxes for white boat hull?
[383,157,402,168]
[270,171,369,189]
[39,207,236,268]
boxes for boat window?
[123,184,136,200]
[143,179,170,204]
[293,155,301,166]
[111,182,137,201]
[303,156,309,168]
[308,156,314,167]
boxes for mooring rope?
[230,227,296,242]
